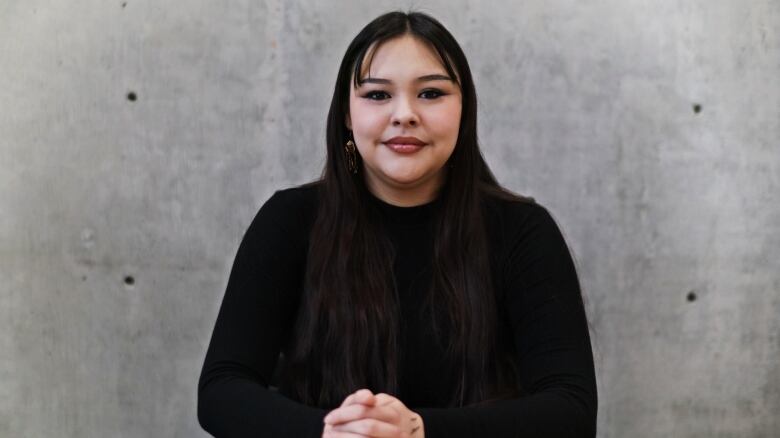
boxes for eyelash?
[362,89,446,101]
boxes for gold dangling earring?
[345,139,357,174]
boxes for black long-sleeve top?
[198,183,597,437]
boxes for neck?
[364,170,446,207]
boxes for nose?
[391,95,419,127]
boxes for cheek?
[349,100,387,136]
[427,102,461,139]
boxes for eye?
[419,89,445,99]
[362,90,390,101]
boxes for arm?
[417,203,597,437]
[198,190,328,437]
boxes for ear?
[345,113,352,130]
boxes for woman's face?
[347,34,462,206]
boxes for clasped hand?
[322,389,424,438]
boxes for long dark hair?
[281,10,528,408]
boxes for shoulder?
[254,181,322,227]
[481,186,555,231]
[264,180,321,213]
[481,187,571,261]
[244,181,322,245]
[481,189,579,301]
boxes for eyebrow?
[358,74,454,85]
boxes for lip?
[384,136,426,146]
[383,136,427,154]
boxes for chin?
[384,172,427,186]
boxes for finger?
[340,393,355,408]
[325,404,401,425]
[374,393,414,423]
[373,393,394,406]
[323,430,366,438]
[341,389,375,408]
[325,404,399,426]
[351,389,376,406]
[331,418,401,437]
[371,394,418,431]
[373,393,406,408]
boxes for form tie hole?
[692,103,702,114]
[127,91,137,102]
[686,290,697,302]
[124,275,135,287]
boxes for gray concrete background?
[1,0,778,436]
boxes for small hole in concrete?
[692,103,702,114]
[686,290,697,302]
[127,91,137,102]
[124,275,135,286]
[122,2,127,7]
[82,275,87,281]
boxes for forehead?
[358,35,448,79]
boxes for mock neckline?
[367,191,442,226]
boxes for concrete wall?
[1,0,777,436]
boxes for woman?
[198,11,597,438]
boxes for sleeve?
[416,203,597,437]
[197,190,328,437]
